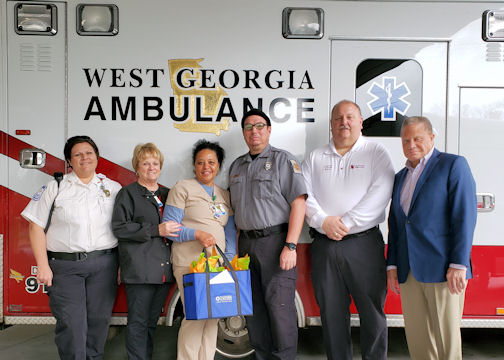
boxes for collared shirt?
[22,171,121,252]
[400,146,434,215]
[302,135,395,235]
[229,144,307,231]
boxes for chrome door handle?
[19,148,46,168]
[477,193,495,212]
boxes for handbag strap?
[205,267,212,318]
[203,244,243,317]
[44,172,64,234]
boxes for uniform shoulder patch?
[32,185,47,201]
[290,159,302,174]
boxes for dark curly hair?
[192,139,225,167]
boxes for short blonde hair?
[132,143,164,171]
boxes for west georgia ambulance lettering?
[82,59,315,135]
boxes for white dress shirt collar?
[325,134,364,156]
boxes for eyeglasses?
[244,122,268,131]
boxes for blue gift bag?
[183,246,253,320]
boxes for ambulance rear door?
[4,0,67,319]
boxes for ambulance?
[1,0,503,357]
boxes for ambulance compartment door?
[459,87,503,246]
[5,1,66,315]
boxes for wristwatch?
[284,242,297,251]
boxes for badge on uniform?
[97,173,111,197]
[211,203,226,219]
[32,185,47,201]
[100,184,111,197]
[264,161,272,171]
[290,159,302,174]
[153,195,163,208]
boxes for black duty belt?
[240,223,289,240]
[310,226,379,241]
[47,247,117,261]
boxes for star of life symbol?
[367,77,411,121]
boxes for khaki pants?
[173,265,218,360]
[400,272,465,360]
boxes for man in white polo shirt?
[302,100,395,360]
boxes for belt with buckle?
[47,247,117,261]
[241,223,289,240]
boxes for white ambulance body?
[1,0,504,357]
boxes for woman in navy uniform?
[112,143,181,360]
[22,135,122,360]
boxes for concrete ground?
[0,322,503,359]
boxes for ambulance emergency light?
[76,4,118,36]
[282,8,324,39]
[15,3,57,35]
[483,10,504,41]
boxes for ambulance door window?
[356,59,423,137]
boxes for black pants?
[239,232,298,360]
[48,252,118,360]
[124,283,170,360]
[311,228,387,360]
